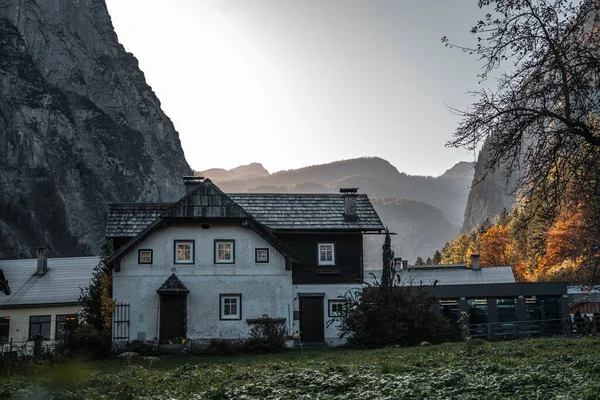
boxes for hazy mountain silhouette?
[196,157,473,262]
[198,163,269,182]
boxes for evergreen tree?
[381,228,396,288]
[425,257,433,265]
[432,250,442,265]
[415,257,425,266]
[80,240,114,330]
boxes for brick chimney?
[471,254,481,270]
[183,176,204,194]
[36,246,49,276]
[340,188,358,221]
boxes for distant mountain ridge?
[197,157,474,263]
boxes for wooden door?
[299,296,324,341]
[160,294,186,342]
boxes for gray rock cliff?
[461,138,517,233]
[0,0,191,258]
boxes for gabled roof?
[106,192,384,238]
[105,180,302,266]
[106,203,171,238]
[229,193,384,231]
[157,274,189,294]
[0,257,99,308]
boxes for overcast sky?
[105,0,490,177]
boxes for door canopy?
[157,273,189,294]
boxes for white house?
[105,177,385,346]
[0,250,98,348]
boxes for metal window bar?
[113,303,130,341]
[463,317,598,340]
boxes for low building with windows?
[367,256,570,340]
[0,251,99,348]
[105,177,385,347]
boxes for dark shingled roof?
[106,193,384,238]
[229,193,384,231]
[106,203,171,238]
[157,273,189,294]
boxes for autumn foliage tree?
[441,0,600,284]
[480,225,512,267]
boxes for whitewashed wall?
[293,284,362,346]
[113,222,293,342]
[0,305,80,342]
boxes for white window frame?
[318,243,335,266]
[174,240,194,264]
[220,294,241,320]
[138,249,153,264]
[255,248,269,263]
[328,300,345,317]
[215,240,235,264]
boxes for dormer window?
[318,243,335,266]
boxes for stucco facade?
[113,222,293,342]
[293,283,362,346]
[0,305,80,343]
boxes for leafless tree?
[444,0,600,201]
[445,0,600,283]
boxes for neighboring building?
[568,285,600,314]
[365,255,516,286]
[105,178,385,346]
[0,250,99,345]
[365,255,569,340]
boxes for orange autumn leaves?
[439,203,597,282]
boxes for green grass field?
[2,337,600,399]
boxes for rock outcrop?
[461,139,517,233]
[0,1,191,258]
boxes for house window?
[215,240,235,264]
[138,249,153,264]
[255,248,269,263]
[328,300,346,317]
[55,314,78,341]
[318,243,335,266]
[0,317,9,343]
[29,315,51,340]
[220,294,242,320]
[174,240,195,264]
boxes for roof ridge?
[0,256,100,263]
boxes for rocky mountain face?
[199,157,473,263]
[0,1,190,259]
[461,140,517,233]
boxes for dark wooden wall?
[277,232,363,284]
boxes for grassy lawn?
[2,337,600,399]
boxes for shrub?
[337,228,450,348]
[246,317,287,354]
[337,284,451,348]
[59,324,112,359]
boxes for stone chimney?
[340,188,358,221]
[183,176,204,194]
[36,246,49,276]
[471,254,481,270]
